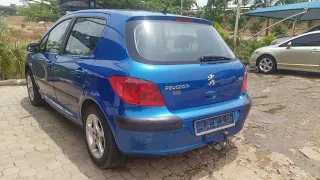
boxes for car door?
[279,33,320,71]
[32,19,72,100]
[53,16,107,117]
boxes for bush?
[235,34,275,64]
[21,24,26,28]
[0,38,26,80]
[271,24,287,38]
[0,20,28,80]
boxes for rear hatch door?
[126,17,245,110]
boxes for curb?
[0,79,26,86]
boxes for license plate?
[194,113,235,136]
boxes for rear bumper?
[106,94,251,156]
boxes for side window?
[291,34,320,47]
[64,18,106,56]
[280,42,288,47]
[46,19,71,53]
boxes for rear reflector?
[109,76,165,106]
[174,17,193,22]
[241,72,248,93]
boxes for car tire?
[257,55,277,74]
[83,104,125,168]
[26,70,45,106]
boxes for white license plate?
[194,112,235,136]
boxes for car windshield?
[126,20,235,64]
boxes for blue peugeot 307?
[25,9,251,168]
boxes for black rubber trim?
[114,115,183,132]
[244,96,252,113]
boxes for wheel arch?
[80,96,102,124]
[79,95,115,131]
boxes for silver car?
[249,31,320,74]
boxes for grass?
[0,26,45,80]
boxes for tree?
[227,9,249,34]
[17,0,59,22]
[271,24,287,37]
[0,5,18,16]
[249,18,263,35]
[96,0,195,14]
[234,0,252,7]
[203,0,231,24]
[96,0,147,10]
[275,0,309,5]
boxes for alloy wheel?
[259,58,274,73]
[86,114,105,159]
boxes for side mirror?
[27,43,40,53]
[286,42,292,49]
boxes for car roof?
[71,9,212,24]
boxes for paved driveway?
[0,71,319,180]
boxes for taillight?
[109,76,165,106]
[241,72,248,93]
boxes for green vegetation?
[17,0,59,22]
[249,18,264,35]
[0,19,44,80]
[0,20,25,79]
[0,5,18,16]
[235,34,275,62]
[227,9,250,34]
[271,24,287,37]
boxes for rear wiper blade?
[198,55,232,62]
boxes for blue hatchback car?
[25,9,251,168]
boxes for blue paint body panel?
[25,9,251,156]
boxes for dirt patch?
[245,71,320,178]
[263,105,286,114]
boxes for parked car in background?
[25,9,251,168]
[269,25,320,45]
[250,31,320,74]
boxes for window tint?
[127,20,235,64]
[46,19,71,53]
[291,34,320,47]
[64,18,106,56]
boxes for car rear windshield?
[126,20,235,65]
